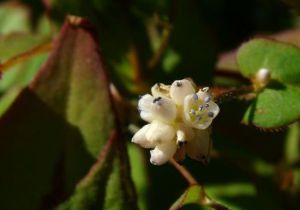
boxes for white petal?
[176,123,194,145]
[186,128,211,164]
[151,83,170,98]
[145,121,175,144]
[256,68,271,85]
[170,79,195,105]
[196,89,211,101]
[150,142,177,165]
[138,94,176,123]
[183,92,220,129]
[131,124,155,148]
[138,94,154,122]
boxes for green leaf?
[237,38,300,85]
[0,53,48,92]
[0,86,22,116]
[0,2,30,34]
[237,38,300,127]
[0,33,49,61]
[242,84,300,128]
[216,29,300,73]
[205,183,256,210]
[56,133,116,210]
[285,122,300,164]
[0,18,137,210]
[170,185,228,210]
[170,185,204,210]
[128,144,149,210]
[57,135,138,210]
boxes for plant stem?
[0,42,52,73]
[169,158,198,185]
[147,25,171,69]
[170,158,230,210]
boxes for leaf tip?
[66,15,87,27]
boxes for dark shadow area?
[267,80,287,90]
[148,160,187,210]
[214,94,286,162]
[198,0,292,51]
[181,204,204,210]
[0,88,95,210]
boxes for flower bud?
[170,79,195,105]
[138,94,177,123]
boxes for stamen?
[201,87,209,92]
[176,81,182,87]
[190,109,196,115]
[208,112,214,118]
[204,96,211,103]
[193,94,198,100]
[198,105,204,111]
[196,115,202,122]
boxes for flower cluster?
[132,79,220,165]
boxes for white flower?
[138,94,176,124]
[132,79,220,165]
[170,79,195,105]
[183,88,220,129]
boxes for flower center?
[187,94,214,124]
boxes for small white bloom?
[150,142,177,165]
[132,121,175,147]
[170,79,195,105]
[183,89,219,129]
[145,120,175,144]
[132,78,220,165]
[138,94,177,123]
[131,124,155,148]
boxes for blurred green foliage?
[0,0,300,210]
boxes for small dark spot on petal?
[153,97,162,104]
[176,81,182,87]
[208,112,214,118]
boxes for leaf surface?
[237,38,300,85]
[0,17,136,210]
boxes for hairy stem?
[169,158,198,185]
